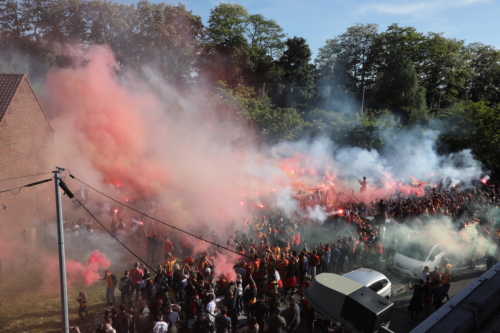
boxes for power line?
[69,174,271,263]
[72,197,232,329]
[69,173,293,276]
[0,172,52,182]
[0,178,52,195]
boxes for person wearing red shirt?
[129,262,144,302]
[306,249,320,277]
[163,236,173,255]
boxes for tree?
[372,58,427,123]
[130,1,204,86]
[370,23,426,73]
[462,42,500,104]
[206,3,248,47]
[0,0,24,41]
[439,101,500,171]
[245,14,285,85]
[420,33,467,106]
[316,23,379,95]
[63,0,88,40]
[272,36,316,109]
[246,14,285,59]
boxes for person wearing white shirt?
[420,266,430,281]
[154,313,169,333]
[206,294,217,330]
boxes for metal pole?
[327,86,330,111]
[438,91,441,116]
[361,86,365,116]
[54,170,70,333]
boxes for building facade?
[0,74,55,252]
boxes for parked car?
[342,268,392,299]
[391,235,446,278]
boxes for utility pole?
[360,86,366,116]
[54,167,69,333]
[326,86,330,111]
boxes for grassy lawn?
[0,264,110,333]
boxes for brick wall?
[0,77,55,245]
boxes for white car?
[391,235,445,278]
[342,268,392,299]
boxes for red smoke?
[44,250,111,288]
[83,250,111,286]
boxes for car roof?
[343,268,389,286]
[405,234,442,247]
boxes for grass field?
[0,246,142,333]
[0,262,110,333]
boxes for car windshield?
[398,241,429,261]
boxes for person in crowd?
[359,177,368,192]
[285,298,301,333]
[215,306,231,333]
[244,275,258,325]
[331,243,340,274]
[422,276,432,318]
[153,313,168,333]
[421,266,430,282]
[114,304,133,333]
[119,270,131,306]
[253,294,269,333]
[243,316,259,333]
[101,270,117,305]
[441,268,452,302]
[284,257,297,297]
[205,293,217,330]
[429,266,442,283]
[431,280,445,311]
[146,232,159,264]
[163,236,174,256]
[305,246,320,277]
[298,252,308,283]
[193,314,212,333]
[408,280,424,322]
[96,318,117,333]
[76,292,88,320]
[129,262,144,303]
[267,307,286,333]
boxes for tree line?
[1,0,499,171]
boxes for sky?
[113,0,500,58]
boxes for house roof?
[0,73,53,131]
[0,74,24,123]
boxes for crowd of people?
[66,179,500,333]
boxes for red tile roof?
[0,74,24,123]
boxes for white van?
[391,236,445,278]
[342,268,392,299]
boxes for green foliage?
[439,101,500,170]
[206,3,248,47]
[316,23,379,96]
[209,82,305,144]
[271,36,316,109]
[373,58,427,124]
[1,0,500,170]
[462,43,500,104]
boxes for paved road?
[387,259,488,333]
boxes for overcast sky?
[115,0,500,58]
